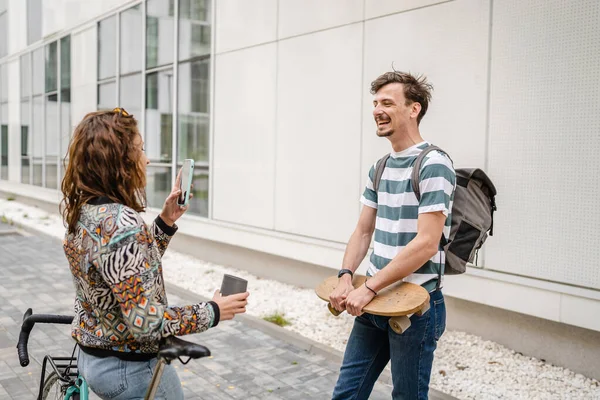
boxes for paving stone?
[0,223,393,399]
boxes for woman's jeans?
[332,289,446,400]
[77,349,184,400]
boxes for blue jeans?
[332,289,446,400]
[77,349,184,399]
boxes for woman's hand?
[160,168,193,226]
[212,290,249,321]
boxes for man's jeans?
[332,289,446,400]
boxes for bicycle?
[17,308,211,400]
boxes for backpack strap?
[411,145,444,201]
[411,144,448,291]
[411,144,450,246]
[373,154,390,192]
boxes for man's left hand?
[345,284,376,316]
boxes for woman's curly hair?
[61,110,146,234]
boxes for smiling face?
[372,82,421,138]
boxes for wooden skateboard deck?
[315,275,430,334]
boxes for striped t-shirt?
[361,141,456,292]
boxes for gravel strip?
[2,199,599,399]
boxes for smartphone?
[178,159,194,207]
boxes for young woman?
[61,108,249,399]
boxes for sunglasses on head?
[112,107,132,118]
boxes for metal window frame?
[85,0,213,219]
[42,40,62,190]
[24,52,33,185]
[0,63,5,179]
[58,35,72,180]
[57,40,62,186]
[207,0,216,219]
[0,11,7,60]
[170,0,179,188]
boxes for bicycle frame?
[18,309,209,400]
[145,358,168,400]
[38,354,79,399]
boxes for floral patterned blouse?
[63,197,218,359]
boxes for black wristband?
[155,216,178,236]
[338,269,353,279]
[208,301,220,328]
[364,281,377,296]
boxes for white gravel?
[2,198,600,400]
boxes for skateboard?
[315,275,430,334]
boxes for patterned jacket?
[63,197,218,359]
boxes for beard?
[376,127,393,137]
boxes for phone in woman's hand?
[177,159,194,207]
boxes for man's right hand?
[329,275,354,312]
[212,290,249,321]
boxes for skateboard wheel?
[415,301,430,316]
[327,303,342,317]
[389,316,411,334]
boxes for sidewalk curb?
[165,282,457,400]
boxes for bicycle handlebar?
[17,308,74,367]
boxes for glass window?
[1,125,7,180]
[60,91,71,160]
[98,81,116,110]
[21,100,30,184]
[45,41,58,93]
[60,36,72,158]
[32,48,44,96]
[179,0,211,61]
[60,36,71,91]
[178,113,209,162]
[120,5,143,75]
[21,55,31,99]
[98,16,117,80]
[180,0,210,22]
[119,73,142,122]
[45,94,58,189]
[32,96,43,186]
[0,10,7,58]
[1,100,7,180]
[145,70,173,163]
[0,64,7,103]
[178,59,210,162]
[189,168,209,216]
[146,166,171,209]
[146,0,174,69]
[27,0,42,45]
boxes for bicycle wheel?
[41,371,68,400]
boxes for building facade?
[1,0,599,378]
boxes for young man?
[330,71,456,400]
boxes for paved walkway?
[0,224,397,399]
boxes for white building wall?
[274,23,363,243]
[7,0,27,54]
[7,59,20,182]
[210,0,600,333]
[212,43,278,229]
[0,0,599,334]
[485,0,600,289]
[71,26,98,132]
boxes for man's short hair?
[370,71,433,125]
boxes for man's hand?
[329,275,354,312]
[345,284,376,316]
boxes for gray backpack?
[373,145,497,277]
